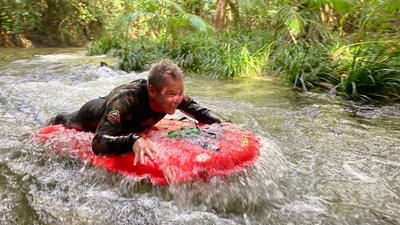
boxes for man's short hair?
[148,59,183,91]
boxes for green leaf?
[181,13,213,33]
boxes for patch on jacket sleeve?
[107,110,121,124]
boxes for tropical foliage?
[0,0,123,46]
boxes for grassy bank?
[5,0,396,102]
[267,41,400,102]
[85,0,399,103]
[87,30,273,78]
[87,34,400,102]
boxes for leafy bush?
[266,42,335,90]
[86,37,123,56]
[335,42,400,101]
[117,38,165,71]
[87,30,273,78]
[265,41,400,101]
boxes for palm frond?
[330,0,355,13]
[181,13,214,33]
[119,12,146,29]
[277,5,304,38]
[160,0,185,13]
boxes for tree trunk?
[214,0,227,29]
[227,0,240,29]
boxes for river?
[0,48,399,225]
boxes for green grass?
[87,30,273,78]
[335,42,400,101]
[265,42,336,91]
[86,36,123,56]
[265,41,400,102]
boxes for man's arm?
[91,106,139,155]
[177,96,222,124]
[92,105,155,165]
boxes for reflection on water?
[0,49,399,224]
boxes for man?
[49,59,221,166]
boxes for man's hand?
[132,137,155,166]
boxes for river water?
[0,48,399,225]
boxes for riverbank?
[2,0,399,103]
[87,34,400,103]
[0,30,88,48]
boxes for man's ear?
[148,84,157,97]
[148,84,153,91]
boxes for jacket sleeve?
[91,97,139,155]
[177,96,222,124]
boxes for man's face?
[149,75,184,115]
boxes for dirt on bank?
[0,29,89,48]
